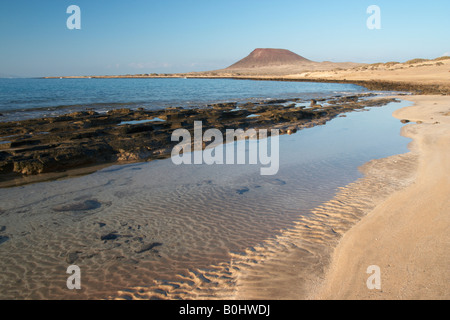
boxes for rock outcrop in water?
[0,94,398,186]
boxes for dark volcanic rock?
[66,252,80,264]
[236,187,250,195]
[265,178,287,186]
[0,94,400,185]
[0,160,13,174]
[101,232,120,241]
[13,159,45,175]
[107,108,132,115]
[0,235,9,245]
[135,242,163,254]
[53,199,102,212]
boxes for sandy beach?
[314,95,450,300]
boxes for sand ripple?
[109,153,418,300]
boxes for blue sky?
[1,0,449,77]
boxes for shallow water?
[118,118,165,125]
[0,100,411,299]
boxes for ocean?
[0,78,366,121]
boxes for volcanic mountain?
[227,48,312,69]
[199,48,363,76]
[189,48,364,76]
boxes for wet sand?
[314,95,450,300]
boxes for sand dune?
[286,57,450,86]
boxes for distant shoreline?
[43,56,450,95]
[42,75,450,95]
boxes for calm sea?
[0,78,366,121]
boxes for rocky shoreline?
[0,94,399,187]
[233,78,450,95]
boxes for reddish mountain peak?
[227,48,312,69]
